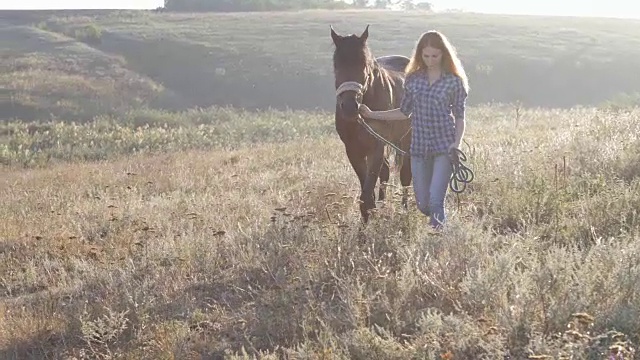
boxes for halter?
[335,81,364,98]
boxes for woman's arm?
[451,77,469,148]
[359,79,413,121]
[360,106,409,121]
[452,117,465,149]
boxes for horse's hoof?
[356,230,367,245]
[360,212,369,224]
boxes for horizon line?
[0,7,639,21]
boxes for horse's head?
[331,25,373,120]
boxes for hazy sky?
[429,0,640,19]
[1,0,639,19]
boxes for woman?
[359,30,469,229]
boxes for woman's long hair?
[405,30,469,92]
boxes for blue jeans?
[411,154,452,228]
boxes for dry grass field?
[2,104,640,358]
[1,7,640,360]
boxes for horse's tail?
[394,149,404,172]
[383,144,404,174]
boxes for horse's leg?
[378,153,390,202]
[400,153,412,209]
[345,144,367,190]
[360,144,385,222]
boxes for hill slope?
[2,9,640,119]
[37,10,640,108]
[0,19,189,121]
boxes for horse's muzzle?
[340,100,360,119]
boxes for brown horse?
[331,25,412,223]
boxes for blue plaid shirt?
[400,71,468,157]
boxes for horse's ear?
[360,24,369,42]
[330,25,341,45]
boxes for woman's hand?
[358,104,373,119]
[448,142,461,165]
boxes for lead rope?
[358,115,475,194]
[448,147,474,216]
[358,113,474,214]
[356,116,408,155]
[448,148,474,193]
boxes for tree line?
[161,0,432,12]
